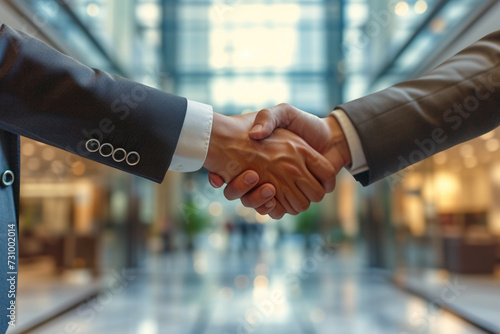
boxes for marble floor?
[397,268,500,333]
[16,238,487,334]
[11,257,101,334]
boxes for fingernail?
[261,187,273,198]
[250,124,262,134]
[265,201,275,208]
[243,172,257,184]
[209,177,218,188]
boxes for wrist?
[202,112,255,182]
[203,112,229,173]
[323,115,352,171]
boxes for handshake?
[202,103,352,219]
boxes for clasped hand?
[203,104,352,219]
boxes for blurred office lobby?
[2,0,500,333]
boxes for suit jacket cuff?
[330,109,369,175]
[170,100,213,172]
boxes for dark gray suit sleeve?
[337,30,500,186]
[0,24,188,183]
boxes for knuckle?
[284,165,302,178]
[326,165,336,180]
[258,108,272,117]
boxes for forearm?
[0,24,187,182]
[338,30,500,185]
[203,112,252,181]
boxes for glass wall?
[173,0,337,115]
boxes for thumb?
[249,104,299,140]
[249,108,280,140]
[208,173,225,188]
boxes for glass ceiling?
[9,0,496,111]
[342,0,496,101]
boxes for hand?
[203,112,336,219]
[209,170,278,215]
[208,104,352,211]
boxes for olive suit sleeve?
[337,30,500,186]
[0,24,188,183]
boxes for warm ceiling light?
[480,130,496,140]
[433,152,447,165]
[208,202,223,217]
[42,148,56,161]
[72,161,86,176]
[414,1,428,15]
[430,18,446,34]
[27,157,41,171]
[253,275,269,289]
[459,144,474,158]
[22,142,35,156]
[395,1,410,16]
[86,3,100,17]
[491,162,500,186]
[486,138,500,152]
[463,156,478,169]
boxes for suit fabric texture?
[339,30,500,186]
[0,23,188,333]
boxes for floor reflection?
[28,236,485,334]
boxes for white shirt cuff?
[330,109,368,175]
[169,100,213,172]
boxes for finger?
[223,170,259,201]
[284,189,310,214]
[269,201,286,220]
[287,150,327,207]
[296,179,325,203]
[274,190,298,215]
[241,184,276,208]
[305,153,337,193]
[274,186,303,216]
[255,199,277,215]
[208,173,225,188]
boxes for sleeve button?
[112,148,127,162]
[126,152,140,166]
[85,139,100,152]
[99,143,114,157]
